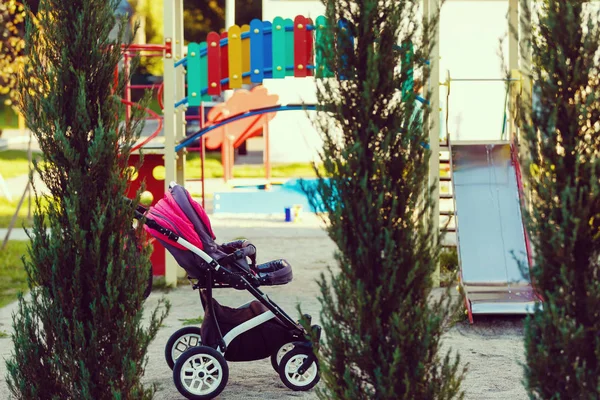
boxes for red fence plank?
[207,32,222,95]
[294,15,308,77]
[306,17,314,77]
[220,31,229,91]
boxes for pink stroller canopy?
[144,185,220,276]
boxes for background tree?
[306,0,465,398]
[132,0,261,76]
[0,0,26,127]
[5,0,169,398]
[183,0,261,41]
[517,0,600,398]
[0,0,40,129]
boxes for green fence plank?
[187,42,201,106]
[401,40,414,102]
[199,42,211,101]
[315,16,334,78]
[272,16,286,79]
[284,18,294,77]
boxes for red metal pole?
[113,65,119,123]
[200,103,206,209]
[124,52,131,124]
[113,64,119,93]
[229,135,235,181]
[264,120,271,182]
[122,43,169,52]
[222,127,228,183]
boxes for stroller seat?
[143,184,293,286]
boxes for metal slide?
[450,141,539,323]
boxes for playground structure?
[115,0,539,322]
[202,86,279,182]
[450,140,537,323]
[123,7,422,284]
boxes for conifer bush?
[5,0,169,398]
[517,1,600,398]
[305,0,465,398]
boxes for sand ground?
[0,214,527,400]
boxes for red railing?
[115,43,207,208]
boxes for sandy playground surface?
[0,214,528,399]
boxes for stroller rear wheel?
[165,326,202,370]
[278,347,320,391]
[173,346,229,400]
[270,342,295,372]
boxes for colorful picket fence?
[186,15,340,106]
[184,15,417,107]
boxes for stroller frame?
[133,196,320,363]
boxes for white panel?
[262,0,325,22]
[440,1,510,141]
[471,301,537,314]
[262,78,322,163]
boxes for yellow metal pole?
[175,0,186,186]
[163,0,178,287]
[427,0,441,287]
[508,0,519,142]
[519,0,533,209]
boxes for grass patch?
[0,330,9,338]
[0,240,30,308]
[0,150,39,180]
[151,276,174,293]
[0,196,53,229]
[151,276,191,293]
[440,247,459,287]
[178,316,203,326]
[0,149,320,183]
[184,151,322,179]
[147,97,161,114]
[449,301,469,327]
[0,197,34,229]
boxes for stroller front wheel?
[278,347,320,391]
[165,326,202,370]
[173,346,229,400]
[270,342,295,372]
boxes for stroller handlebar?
[124,197,181,242]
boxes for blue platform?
[213,178,324,214]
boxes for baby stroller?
[132,183,321,400]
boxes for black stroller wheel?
[278,347,320,391]
[165,326,202,370]
[173,346,229,400]
[270,342,295,372]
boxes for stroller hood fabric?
[144,185,223,277]
[143,184,293,285]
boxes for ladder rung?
[440,211,454,216]
[440,194,454,199]
[441,227,457,232]
[440,176,452,182]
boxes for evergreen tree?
[517,0,600,398]
[5,0,169,398]
[305,0,465,398]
